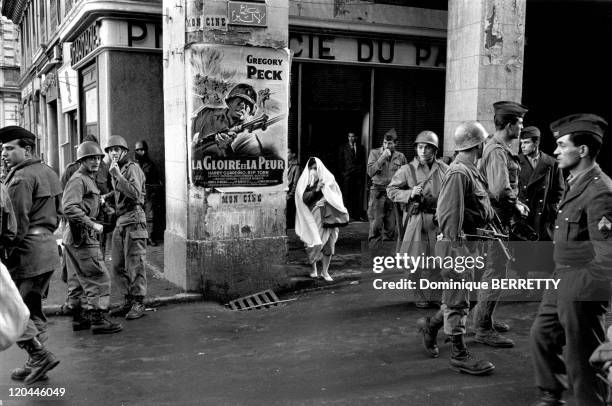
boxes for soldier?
[387,131,448,308]
[473,100,530,348]
[134,140,163,246]
[515,126,564,274]
[530,114,612,406]
[62,141,123,335]
[416,121,496,375]
[338,132,366,221]
[104,135,148,320]
[366,129,407,249]
[0,126,61,384]
[286,146,300,229]
[191,83,259,160]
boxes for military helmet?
[76,141,104,161]
[225,84,257,107]
[414,131,439,149]
[105,135,129,152]
[454,121,487,151]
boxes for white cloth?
[294,158,347,261]
[0,261,30,351]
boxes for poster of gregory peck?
[188,44,289,188]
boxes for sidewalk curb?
[44,293,205,317]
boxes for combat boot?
[109,295,132,317]
[126,296,146,320]
[17,338,60,385]
[416,316,441,358]
[72,306,91,331]
[89,310,123,334]
[449,334,495,376]
[531,390,565,406]
[10,357,49,382]
[474,330,515,348]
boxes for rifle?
[193,113,286,153]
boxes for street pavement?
[0,271,562,406]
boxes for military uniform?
[106,156,148,306]
[433,155,496,334]
[191,106,263,161]
[62,168,111,312]
[366,147,407,248]
[530,114,612,406]
[474,102,527,338]
[387,157,448,303]
[4,158,62,343]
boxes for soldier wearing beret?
[530,114,612,406]
[0,126,61,384]
[366,129,407,249]
[515,126,565,274]
[473,101,530,348]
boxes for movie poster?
[187,44,289,188]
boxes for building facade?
[1,0,164,177]
[0,16,20,128]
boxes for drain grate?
[227,290,296,311]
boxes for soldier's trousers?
[64,245,111,310]
[367,189,396,249]
[473,239,508,332]
[439,268,473,335]
[530,268,609,406]
[14,271,53,342]
[112,222,148,297]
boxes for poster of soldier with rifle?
[188,44,289,188]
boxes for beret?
[0,126,36,144]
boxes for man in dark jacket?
[516,126,564,274]
[134,140,163,245]
[0,126,61,384]
[338,132,366,220]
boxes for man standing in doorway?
[134,140,163,246]
[473,101,529,348]
[367,128,407,249]
[338,131,365,221]
[1,126,62,384]
[104,135,148,320]
[530,114,612,406]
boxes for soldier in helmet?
[387,131,448,308]
[415,121,496,376]
[191,83,261,162]
[103,135,148,320]
[366,129,407,249]
[0,125,61,384]
[530,114,612,406]
[62,141,122,334]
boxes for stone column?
[443,0,526,154]
[163,0,290,301]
